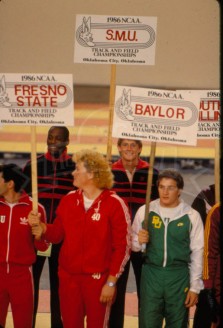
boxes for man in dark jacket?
[109,138,159,328]
[191,184,215,224]
[23,126,75,328]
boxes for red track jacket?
[44,189,131,278]
[0,192,48,267]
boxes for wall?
[0,0,220,90]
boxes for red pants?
[59,269,111,328]
[0,264,33,328]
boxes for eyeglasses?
[158,185,178,192]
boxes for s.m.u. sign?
[74,15,157,65]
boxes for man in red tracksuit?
[0,164,48,328]
[28,149,131,328]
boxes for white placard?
[74,15,157,65]
[112,86,200,146]
[179,90,220,139]
[0,74,74,126]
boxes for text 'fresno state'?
[14,84,67,107]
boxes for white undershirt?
[83,195,94,211]
[125,168,136,183]
[6,202,17,208]
[159,202,182,221]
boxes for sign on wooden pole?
[74,14,157,161]
[0,73,74,211]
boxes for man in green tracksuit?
[132,169,204,328]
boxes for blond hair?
[72,150,114,189]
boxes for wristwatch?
[106,281,116,287]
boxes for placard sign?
[0,74,74,126]
[112,86,199,146]
[74,15,157,65]
[179,90,220,139]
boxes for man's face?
[117,139,142,163]
[47,128,68,158]
[0,173,8,197]
[158,178,181,208]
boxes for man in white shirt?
[132,169,204,328]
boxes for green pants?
[140,264,190,328]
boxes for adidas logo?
[20,217,28,225]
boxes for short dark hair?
[117,138,142,148]
[48,126,70,141]
[0,164,25,192]
[157,169,184,189]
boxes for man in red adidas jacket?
[0,164,47,328]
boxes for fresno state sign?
[0,74,74,126]
[74,15,157,65]
[112,86,199,146]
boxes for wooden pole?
[31,126,38,211]
[214,138,220,203]
[143,142,157,230]
[106,64,116,162]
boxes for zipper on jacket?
[6,206,13,273]
[163,217,169,267]
[126,169,134,220]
